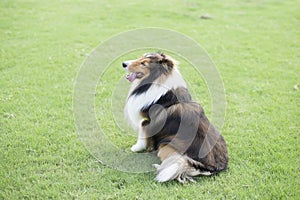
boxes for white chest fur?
[124,69,187,129]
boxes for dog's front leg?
[131,126,146,152]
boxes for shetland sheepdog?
[123,52,228,183]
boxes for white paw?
[131,143,146,152]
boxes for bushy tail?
[153,152,212,183]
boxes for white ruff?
[125,68,187,129]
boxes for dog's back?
[143,87,228,182]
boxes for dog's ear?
[158,53,174,71]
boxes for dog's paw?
[131,143,145,152]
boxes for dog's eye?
[141,62,146,66]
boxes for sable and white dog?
[123,52,228,183]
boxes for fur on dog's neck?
[125,68,187,129]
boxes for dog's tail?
[153,152,212,183]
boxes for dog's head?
[122,52,176,82]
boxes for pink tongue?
[126,72,137,82]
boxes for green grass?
[1,0,299,199]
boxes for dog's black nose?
[122,62,127,68]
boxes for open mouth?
[126,72,144,82]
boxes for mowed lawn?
[1,0,299,199]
